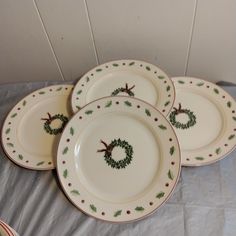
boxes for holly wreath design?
[111,83,135,97]
[169,103,196,129]
[41,112,69,135]
[97,139,134,169]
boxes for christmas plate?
[57,96,181,222]
[1,85,73,170]
[0,220,18,236]
[71,60,175,116]
[169,77,236,166]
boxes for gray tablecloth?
[0,81,236,236]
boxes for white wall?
[0,0,235,84]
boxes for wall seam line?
[33,0,65,81]
[184,0,198,75]
[84,0,99,65]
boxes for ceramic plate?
[57,96,181,222]
[170,77,236,166]
[71,60,175,116]
[0,221,15,236]
[1,85,73,170]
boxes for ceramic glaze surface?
[18,96,69,157]
[71,60,175,117]
[170,77,236,166]
[1,85,73,170]
[86,71,158,106]
[175,89,222,150]
[75,113,160,203]
[57,96,181,222]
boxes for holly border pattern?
[173,78,236,165]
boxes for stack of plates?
[1,60,236,223]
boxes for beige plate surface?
[71,60,175,117]
[1,85,73,170]
[170,77,236,166]
[57,96,181,222]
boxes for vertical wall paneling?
[187,0,236,83]
[86,0,196,76]
[0,0,63,84]
[35,0,98,81]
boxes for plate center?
[172,89,223,150]
[18,96,69,157]
[75,113,160,203]
[86,71,158,106]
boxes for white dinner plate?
[57,96,181,222]
[71,60,175,116]
[170,77,236,166]
[1,85,73,170]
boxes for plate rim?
[57,95,181,223]
[0,221,14,236]
[1,84,73,171]
[70,59,176,117]
[171,76,236,167]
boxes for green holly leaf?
[114,210,122,217]
[105,101,112,107]
[76,106,81,110]
[23,100,27,106]
[146,66,151,71]
[228,134,235,140]
[233,116,236,121]
[5,128,10,134]
[145,109,151,116]
[63,147,68,154]
[113,63,119,67]
[77,90,82,95]
[124,101,132,107]
[135,206,144,212]
[129,62,135,66]
[86,77,90,82]
[69,127,74,136]
[63,169,68,178]
[178,80,184,84]
[195,157,204,160]
[85,110,93,115]
[71,190,80,195]
[56,87,62,91]
[227,101,232,108]
[36,161,44,166]
[158,125,167,130]
[18,154,23,160]
[11,113,17,118]
[214,88,219,94]
[165,101,170,107]
[197,82,204,86]
[168,169,174,180]
[90,204,97,212]
[156,191,165,199]
[166,85,170,91]
[158,75,165,79]
[39,91,45,95]
[170,146,175,155]
[96,68,102,72]
[6,143,14,147]
[215,148,221,155]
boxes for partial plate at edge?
[169,77,236,166]
[57,96,181,222]
[1,84,73,170]
[71,60,175,116]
